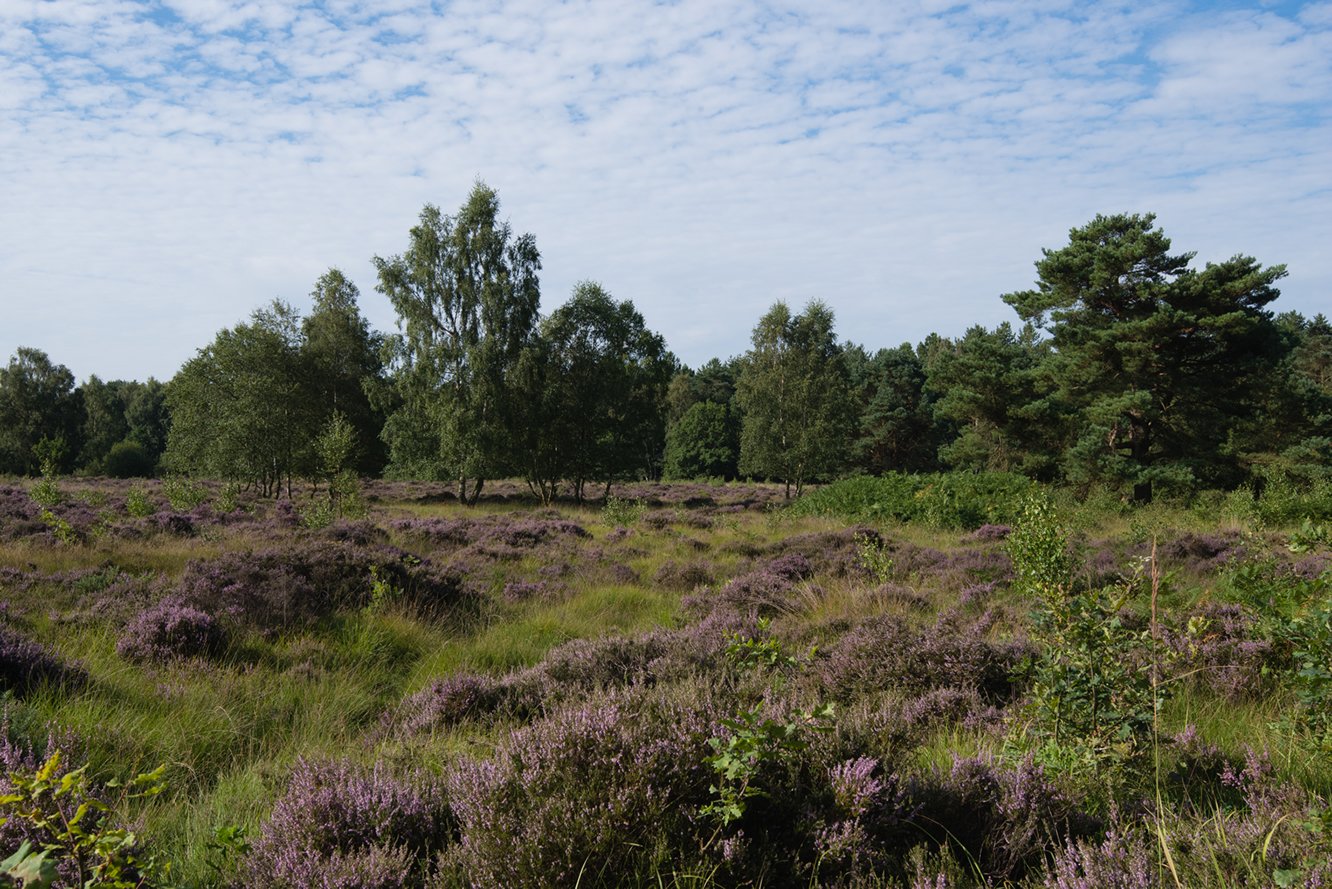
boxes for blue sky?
[2,0,1330,382]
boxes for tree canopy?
[376,182,541,503]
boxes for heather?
[1,477,1331,887]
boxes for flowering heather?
[243,757,452,889]
[399,673,509,734]
[1160,530,1245,574]
[1040,819,1155,889]
[910,754,1095,883]
[654,559,717,591]
[0,624,82,695]
[501,579,555,603]
[1163,603,1275,701]
[443,695,714,887]
[389,515,590,553]
[149,509,196,536]
[968,523,1012,542]
[178,541,481,630]
[817,612,1028,704]
[116,598,224,663]
[769,527,881,577]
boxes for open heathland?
[2,475,1331,887]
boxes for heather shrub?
[910,754,1095,883]
[0,625,82,695]
[816,612,1027,704]
[1163,603,1274,701]
[443,694,715,887]
[177,542,480,631]
[653,559,716,591]
[398,673,509,734]
[243,758,452,889]
[116,598,225,663]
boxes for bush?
[791,472,1034,529]
[116,598,225,663]
[103,440,155,478]
[0,625,81,695]
[242,758,452,889]
[443,694,714,888]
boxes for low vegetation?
[2,474,1331,887]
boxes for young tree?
[375,183,541,503]
[736,300,856,498]
[302,268,388,476]
[1004,213,1285,501]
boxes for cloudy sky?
[3,0,1330,382]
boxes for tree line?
[4,186,1329,504]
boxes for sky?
[2,0,1330,383]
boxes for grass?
[2,476,1330,886]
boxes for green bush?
[791,471,1033,529]
[104,440,155,478]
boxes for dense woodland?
[3,184,1328,506]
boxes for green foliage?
[125,486,156,518]
[736,300,857,498]
[376,184,541,501]
[161,476,206,511]
[1007,498,1161,783]
[855,532,894,584]
[1006,495,1073,601]
[0,348,82,477]
[663,401,739,481]
[301,269,389,477]
[38,508,79,545]
[924,323,1057,478]
[29,478,62,508]
[0,751,170,889]
[722,618,798,674]
[103,440,154,479]
[1004,212,1287,501]
[603,495,646,528]
[1,840,58,887]
[700,703,835,829]
[165,301,321,496]
[1288,519,1332,553]
[845,341,941,475]
[513,282,674,503]
[790,471,1033,529]
[32,436,67,480]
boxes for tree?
[1004,213,1285,501]
[302,268,388,476]
[845,342,941,474]
[376,183,541,503]
[664,401,739,480]
[165,301,320,495]
[514,282,674,503]
[736,301,856,498]
[0,348,83,476]
[75,376,131,473]
[923,323,1060,478]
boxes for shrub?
[0,626,81,695]
[242,758,452,889]
[116,598,225,663]
[443,694,714,888]
[177,542,480,631]
[103,440,155,478]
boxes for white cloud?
[0,0,1329,382]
